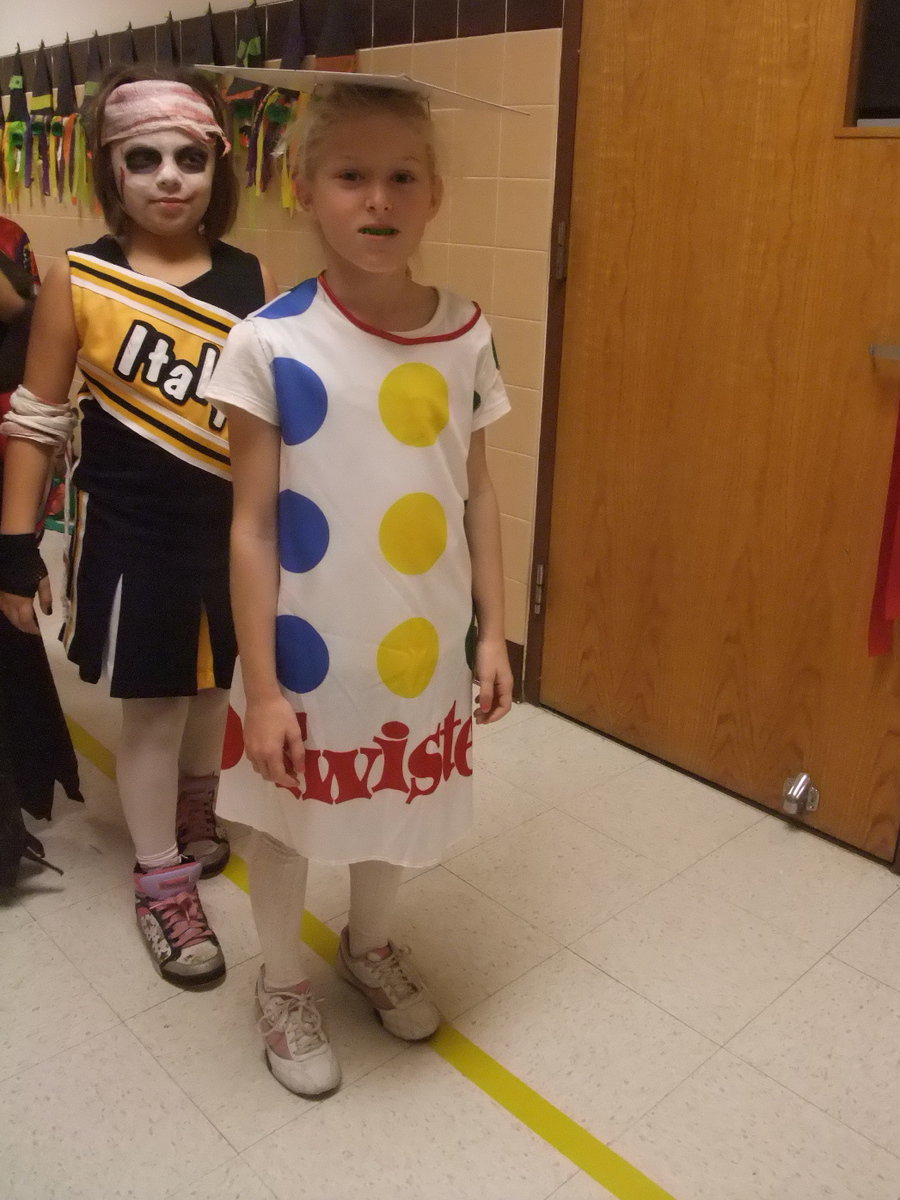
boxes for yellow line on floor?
[70,715,676,1200]
[65,716,116,781]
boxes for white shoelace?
[258,990,327,1057]
[364,946,423,1006]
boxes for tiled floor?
[5,545,900,1199]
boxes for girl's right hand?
[0,577,52,634]
[243,694,306,787]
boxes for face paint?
[122,143,212,175]
[110,130,215,240]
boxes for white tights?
[117,688,230,869]
[248,830,404,989]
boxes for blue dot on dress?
[273,357,328,444]
[278,490,330,573]
[276,615,330,694]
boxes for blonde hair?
[294,83,438,182]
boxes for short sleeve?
[206,318,279,427]
[472,320,511,432]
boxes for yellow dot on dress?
[379,493,447,575]
[377,617,440,698]
[378,363,449,446]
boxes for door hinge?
[532,563,545,615]
[553,219,569,282]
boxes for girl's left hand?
[474,637,514,724]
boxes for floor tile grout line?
[0,1012,234,1172]
[0,1022,128,1089]
[1,908,128,1042]
[226,1043,412,1161]
[26,877,187,1025]
[440,845,572,945]
[441,777,558,863]
[831,886,900,951]
[601,1039,724,1153]
[375,864,562,1023]
[827,948,900,999]
[651,830,888,956]
[230,850,680,1199]
[722,1040,900,1167]
[110,1023,244,1174]
[718,945,831,1049]
[721,947,900,1059]
[564,942,729,1050]
[478,752,647,812]
[544,1167,590,1200]
[64,712,680,1200]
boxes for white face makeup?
[110,129,215,239]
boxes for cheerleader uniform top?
[208,275,510,866]
[61,236,265,698]
[68,235,265,562]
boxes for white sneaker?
[336,926,442,1041]
[255,970,341,1098]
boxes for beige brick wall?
[2,28,561,645]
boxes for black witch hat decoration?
[4,49,31,193]
[7,48,29,122]
[50,39,79,202]
[157,13,180,66]
[55,38,77,118]
[280,0,309,70]
[31,44,54,117]
[192,6,223,68]
[30,44,54,195]
[111,24,138,68]
[315,0,358,72]
[227,0,266,156]
[81,32,104,108]
[227,2,265,103]
[237,1,265,70]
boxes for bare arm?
[0,261,78,632]
[0,268,27,322]
[464,429,513,723]
[228,405,304,785]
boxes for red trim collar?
[318,273,481,344]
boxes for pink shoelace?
[148,889,213,949]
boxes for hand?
[243,694,306,787]
[0,579,51,634]
[473,636,513,724]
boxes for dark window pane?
[506,0,563,32]
[458,0,504,38]
[855,0,900,120]
[374,0,414,46]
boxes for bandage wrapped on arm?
[0,385,76,451]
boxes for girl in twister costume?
[208,80,513,1097]
[0,67,277,986]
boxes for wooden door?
[538,0,900,857]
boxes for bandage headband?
[100,80,231,154]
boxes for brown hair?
[87,65,238,245]
[295,83,438,183]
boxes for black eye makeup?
[122,144,212,174]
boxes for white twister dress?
[208,275,510,866]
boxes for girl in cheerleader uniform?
[0,67,277,985]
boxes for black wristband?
[0,532,48,598]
